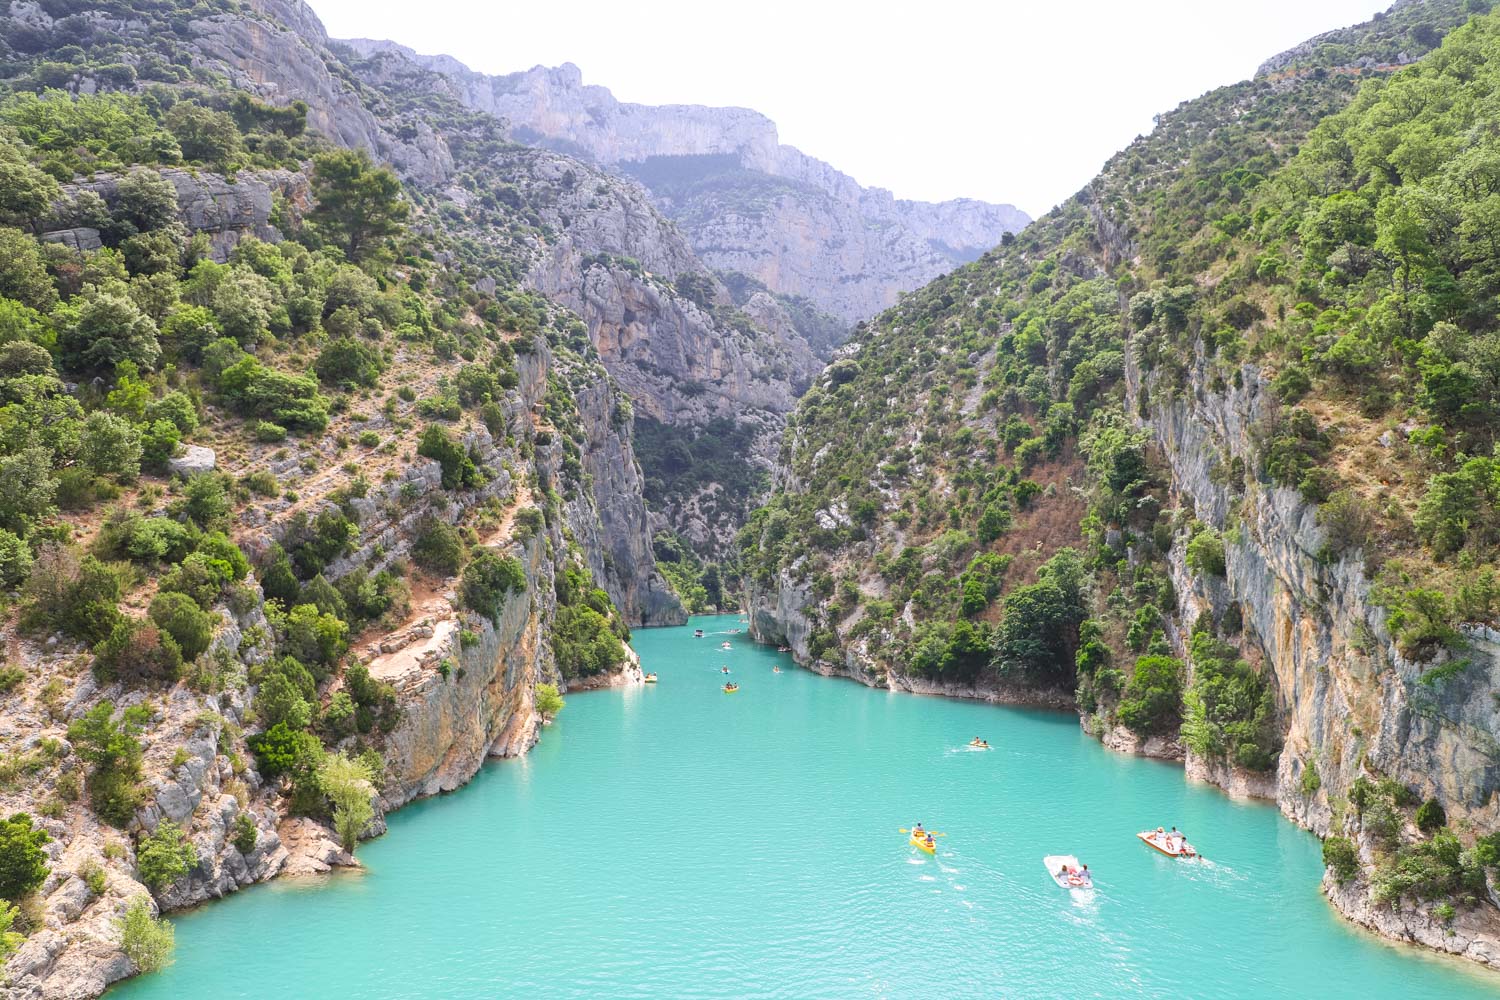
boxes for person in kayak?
[912,823,925,837]
[924,834,936,850]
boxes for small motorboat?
[720,641,732,649]
[720,666,730,674]
[968,739,990,749]
[772,666,782,674]
[1044,855,1093,890]
[910,833,937,854]
[1137,829,1197,858]
[643,673,658,684]
[722,683,739,694]
[776,645,790,653]
[693,629,704,638]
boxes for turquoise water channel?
[111,614,1499,999]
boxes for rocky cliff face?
[1128,347,1500,825]
[337,48,1030,325]
[332,35,822,556]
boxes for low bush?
[116,897,173,972]
[1322,835,1360,885]
[411,516,463,576]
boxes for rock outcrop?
[337,49,1030,325]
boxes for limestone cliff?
[336,49,1030,326]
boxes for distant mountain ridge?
[340,45,1031,324]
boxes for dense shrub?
[25,548,122,644]
[417,425,481,490]
[1185,527,1226,578]
[315,338,383,388]
[66,702,147,827]
[460,550,526,623]
[148,591,216,660]
[93,619,182,684]
[1180,633,1280,771]
[411,516,463,575]
[1416,798,1447,834]
[1322,836,1360,885]
[1117,655,1184,736]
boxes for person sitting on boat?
[924,834,936,849]
[913,823,925,837]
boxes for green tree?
[0,530,32,588]
[307,149,409,260]
[112,167,179,235]
[0,448,56,534]
[66,702,146,827]
[0,228,59,311]
[58,289,162,375]
[318,752,375,854]
[1117,654,1185,736]
[116,897,174,972]
[411,516,463,575]
[315,337,383,388]
[254,658,315,731]
[417,424,480,489]
[136,821,197,892]
[535,682,565,720]
[0,813,50,901]
[79,411,143,480]
[281,603,347,674]
[0,141,60,230]
[163,102,242,165]
[1186,527,1226,577]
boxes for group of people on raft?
[1144,826,1194,855]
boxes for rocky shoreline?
[743,593,1500,970]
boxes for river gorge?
[107,617,1498,999]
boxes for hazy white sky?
[308,0,1385,217]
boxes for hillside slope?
[741,0,1500,965]
[0,0,859,993]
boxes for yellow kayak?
[909,834,936,854]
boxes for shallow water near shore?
[110,614,1499,999]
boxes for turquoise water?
[111,614,1499,999]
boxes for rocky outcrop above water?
[337,48,1029,325]
[1125,347,1500,831]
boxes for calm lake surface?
[110,614,1500,999]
